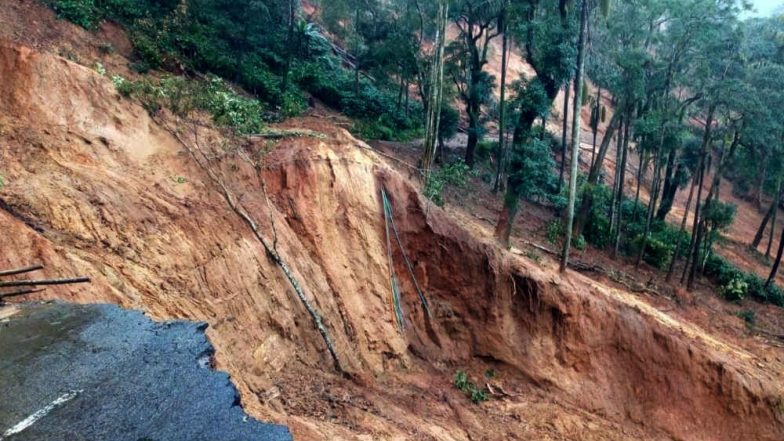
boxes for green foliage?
[453,370,488,404]
[546,220,564,246]
[574,234,587,251]
[292,60,421,131]
[424,160,473,206]
[703,200,737,232]
[475,140,497,162]
[736,309,756,328]
[721,277,748,302]
[506,137,559,204]
[704,255,745,287]
[580,191,689,269]
[0,174,5,188]
[112,75,265,135]
[47,0,100,29]
[439,104,460,143]
[704,255,784,307]
[582,183,613,248]
[44,0,420,130]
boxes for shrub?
[506,138,559,205]
[704,255,743,287]
[745,274,768,302]
[48,0,100,29]
[574,234,587,251]
[424,160,473,206]
[582,183,613,248]
[453,370,488,404]
[112,75,265,135]
[546,220,563,246]
[767,284,784,307]
[475,140,497,162]
[736,310,756,327]
[721,276,748,302]
[280,91,307,118]
[201,77,265,135]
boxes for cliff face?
[0,8,783,439]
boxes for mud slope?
[0,41,783,440]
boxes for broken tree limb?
[0,277,90,288]
[0,264,44,277]
[170,122,345,374]
[0,288,45,299]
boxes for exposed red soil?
[1,4,784,441]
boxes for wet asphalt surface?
[0,302,291,441]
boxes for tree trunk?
[666,173,698,282]
[612,116,631,259]
[494,195,519,249]
[397,72,405,112]
[633,148,645,220]
[280,0,298,94]
[756,158,768,209]
[591,87,602,169]
[560,0,589,273]
[682,152,707,284]
[767,181,782,258]
[465,102,479,167]
[636,146,664,268]
[559,82,571,193]
[753,197,777,251]
[686,104,717,290]
[609,115,625,235]
[655,149,678,221]
[766,224,784,289]
[493,7,510,193]
[573,110,622,237]
[421,0,449,177]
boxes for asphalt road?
[0,302,291,441]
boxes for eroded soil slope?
[0,11,783,440]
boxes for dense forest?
[44,0,784,307]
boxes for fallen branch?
[248,128,326,140]
[0,277,90,288]
[0,264,44,277]
[0,288,45,299]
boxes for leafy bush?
[453,370,488,404]
[582,183,613,248]
[721,276,748,302]
[112,75,265,135]
[424,160,474,206]
[475,140,497,162]
[704,255,744,287]
[745,273,768,302]
[506,138,559,205]
[546,220,563,246]
[48,0,100,29]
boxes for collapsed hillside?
[1,36,783,441]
